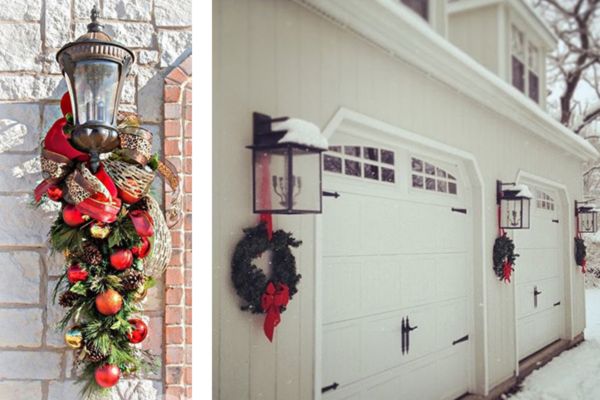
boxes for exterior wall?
[0,1,191,399]
[163,56,193,400]
[448,5,501,76]
[213,0,586,398]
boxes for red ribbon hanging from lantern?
[497,205,513,283]
[258,152,273,239]
[260,282,289,342]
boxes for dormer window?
[401,0,428,20]
[511,25,526,92]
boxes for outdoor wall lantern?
[248,112,328,214]
[56,6,134,172]
[497,180,532,229]
[575,200,599,233]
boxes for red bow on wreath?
[260,282,289,342]
[502,260,513,283]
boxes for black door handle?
[321,382,339,393]
[534,286,542,308]
[401,317,406,354]
[406,317,418,353]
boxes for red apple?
[66,264,88,284]
[131,237,151,259]
[62,204,87,227]
[94,364,120,388]
[110,249,133,271]
[95,289,123,316]
[126,318,148,344]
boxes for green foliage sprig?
[575,237,587,267]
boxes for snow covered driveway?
[509,289,600,400]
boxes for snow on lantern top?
[274,118,328,150]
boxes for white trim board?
[314,108,490,397]
[294,0,599,162]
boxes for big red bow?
[260,282,289,342]
[502,260,513,283]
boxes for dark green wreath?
[231,223,302,313]
[493,233,519,280]
[575,237,587,267]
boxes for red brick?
[165,386,184,399]
[184,176,192,192]
[184,214,192,231]
[185,346,192,364]
[165,366,183,384]
[185,327,192,344]
[184,250,192,267]
[183,158,192,174]
[185,105,192,121]
[185,88,192,105]
[185,288,192,307]
[184,366,192,385]
[165,139,181,156]
[186,386,192,398]
[171,231,183,247]
[184,232,192,250]
[185,307,192,325]
[166,326,184,344]
[167,67,188,84]
[169,249,183,266]
[165,103,182,119]
[183,139,192,158]
[166,155,182,167]
[166,346,185,364]
[184,121,192,138]
[185,270,192,288]
[166,287,184,305]
[166,267,185,285]
[180,57,192,76]
[166,305,183,324]
[164,85,182,102]
[165,119,182,137]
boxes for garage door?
[321,145,473,400]
[515,186,565,360]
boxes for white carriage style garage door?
[320,141,474,400]
[515,186,565,361]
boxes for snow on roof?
[274,118,329,150]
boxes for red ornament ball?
[66,264,88,284]
[47,185,63,201]
[95,289,123,316]
[131,237,151,259]
[110,249,133,271]
[62,204,88,227]
[126,318,148,344]
[94,364,120,388]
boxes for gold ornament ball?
[90,222,111,239]
[133,286,148,303]
[65,327,83,349]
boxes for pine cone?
[84,342,107,363]
[58,291,81,307]
[80,242,102,265]
[121,270,146,292]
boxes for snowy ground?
[508,289,600,400]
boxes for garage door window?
[535,190,555,211]
[411,157,457,195]
[324,145,395,183]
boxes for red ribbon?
[502,260,513,283]
[581,258,587,274]
[260,282,289,342]
[129,209,155,237]
[258,152,273,240]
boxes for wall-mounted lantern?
[248,112,328,214]
[56,6,134,172]
[497,180,532,229]
[575,200,599,233]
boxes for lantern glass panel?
[290,147,321,212]
[72,60,120,125]
[579,211,597,233]
[254,148,289,213]
[500,197,529,229]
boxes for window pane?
[437,180,447,193]
[324,155,342,173]
[382,168,395,183]
[364,164,379,180]
[401,0,428,20]
[528,44,538,69]
[436,168,446,178]
[364,147,379,161]
[529,72,539,103]
[344,146,361,157]
[328,145,342,153]
[381,150,395,165]
[512,57,525,92]
[345,160,361,176]
[412,158,423,172]
[448,182,457,194]
[412,174,423,188]
[426,177,436,191]
[448,174,456,181]
[425,162,436,175]
[511,25,524,59]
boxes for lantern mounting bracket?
[252,112,289,147]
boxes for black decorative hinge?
[554,301,561,307]
[451,207,467,214]
[452,334,469,345]
[323,191,340,198]
[552,219,559,223]
[321,382,339,393]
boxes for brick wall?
[0,1,191,399]
[163,55,192,400]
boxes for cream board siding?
[448,4,500,76]
[213,0,591,398]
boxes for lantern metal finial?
[88,5,102,32]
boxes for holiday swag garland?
[575,237,587,273]
[231,222,302,341]
[34,93,180,397]
[493,234,519,283]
